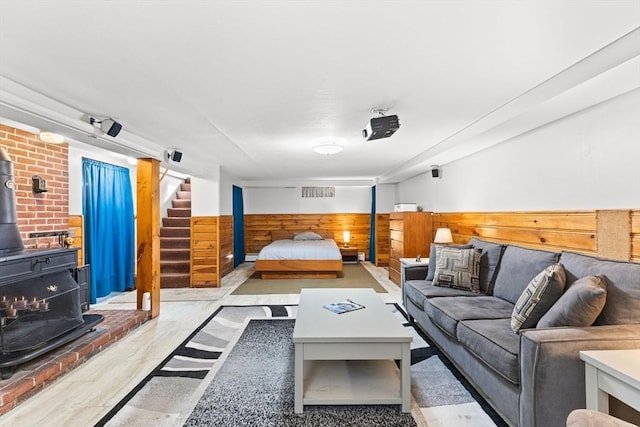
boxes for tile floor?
[0,262,402,427]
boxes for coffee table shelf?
[302,360,402,405]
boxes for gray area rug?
[97,305,507,427]
[186,319,416,426]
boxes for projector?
[362,115,400,141]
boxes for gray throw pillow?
[511,263,566,333]
[537,275,607,328]
[432,247,482,293]
[426,243,473,281]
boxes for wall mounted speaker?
[100,119,122,137]
[166,149,183,163]
[431,167,440,178]
[90,117,122,137]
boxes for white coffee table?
[293,288,412,413]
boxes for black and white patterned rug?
[96,305,507,427]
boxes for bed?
[255,231,343,279]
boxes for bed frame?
[254,231,344,279]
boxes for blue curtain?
[82,158,135,303]
[369,185,376,262]
[232,185,245,267]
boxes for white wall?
[191,165,221,216]
[244,186,372,214]
[220,169,239,216]
[375,183,397,214]
[68,144,137,215]
[398,90,640,212]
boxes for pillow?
[432,247,482,293]
[426,243,473,281]
[537,275,607,328]
[293,231,324,241]
[511,263,566,333]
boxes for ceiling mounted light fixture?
[39,131,65,144]
[312,143,343,155]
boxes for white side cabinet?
[399,257,429,288]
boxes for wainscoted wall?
[218,215,234,277]
[190,215,233,287]
[433,209,639,262]
[375,213,390,266]
[68,214,84,265]
[244,213,371,258]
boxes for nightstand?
[400,257,429,288]
[340,247,359,263]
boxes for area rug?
[231,263,387,295]
[107,288,229,304]
[96,305,507,427]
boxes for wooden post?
[136,158,160,318]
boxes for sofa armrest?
[519,324,640,427]
[405,265,428,281]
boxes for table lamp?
[434,228,453,245]
[343,231,350,248]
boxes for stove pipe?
[0,146,24,254]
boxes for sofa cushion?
[425,296,514,338]
[433,247,482,292]
[457,318,520,384]
[417,282,479,299]
[426,243,473,281]
[493,245,560,304]
[405,280,477,309]
[404,280,429,310]
[537,275,607,328]
[511,263,566,333]
[559,251,640,325]
[468,238,506,294]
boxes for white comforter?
[257,239,342,260]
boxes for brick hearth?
[0,309,149,415]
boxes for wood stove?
[0,248,103,378]
[0,146,103,379]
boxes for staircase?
[160,178,191,288]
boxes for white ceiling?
[0,1,639,185]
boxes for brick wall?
[0,124,69,249]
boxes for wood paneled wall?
[434,210,638,262]
[375,213,390,266]
[632,210,640,263]
[244,213,371,258]
[219,215,234,277]
[191,217,218,287]
[190,215,234,287]
[68,215,84,266]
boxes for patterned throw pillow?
[426,243,474,281]
[511,263,566,333]
[537,275,607,328]
[432,247,482,293]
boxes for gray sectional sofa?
[403,238,640,427]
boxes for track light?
[90,117,122,137]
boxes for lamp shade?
[434,228,453,244]
[343,231,350,246]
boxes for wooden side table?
[579,349,640,414]
[340,247,359,263]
